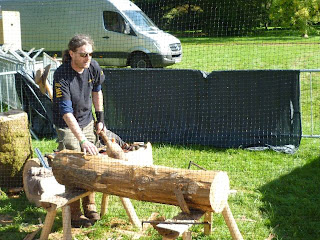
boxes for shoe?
[82,193,100,223]
[84,207,100,223]
[71,215,92,228]
[70,199,92,228]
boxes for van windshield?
[123,10,158,32]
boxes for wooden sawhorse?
[39,190,141,240]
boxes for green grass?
[1,138,320,239]
[169,31,320,72]
[1,31,320,239]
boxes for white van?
[0,0,182,68]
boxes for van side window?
[103,11,126,33]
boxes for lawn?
[1,31,320,239]
[1,138,320,239]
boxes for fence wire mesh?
[0,1,320,239]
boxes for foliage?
[134,0,271,36]
[133,0,320,36]
[268,0,320,36]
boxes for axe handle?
[98,130,110,144]
[46,83,53,101]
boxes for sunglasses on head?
[78,52,93,58]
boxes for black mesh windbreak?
[103,69,301,153]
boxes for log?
[52,151,230,213]
[23,158,65,207]
[0,110,32,188]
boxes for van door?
[95,11,136,67]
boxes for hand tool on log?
[98,131,127,160]
[35,147,51,169]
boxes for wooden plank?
[39,190,91,210]
[120,197,142,229]
[39,210,56,240]
[204,212,212,235]
[222,203,243,240]
[173,188,190,214]
[153,210,205,239]
[62,205,72,240]
[100,193,109,216]
[23,226,42,240]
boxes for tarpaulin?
[15,71,56,138]
[103,69,301,153]
[14,69,301,153]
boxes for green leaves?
[269,0,320,36]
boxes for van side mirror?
[124,21,131,35]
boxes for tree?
[269,0,320,37]
[135,0,270,37]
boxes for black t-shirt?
[52,59,105,128]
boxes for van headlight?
[154,42,170,52]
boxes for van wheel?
[130,53,152,68]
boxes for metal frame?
[300,69,320,138]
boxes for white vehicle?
[0,0,182,68]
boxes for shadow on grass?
[0,192,62,240]
[259,158,320,239]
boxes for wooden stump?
[23,158,41,206]
[23,158,65,207]
[0,110,32,188]
[52,151,230,213]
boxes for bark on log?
[52,151,230,213]
[0,110,32,187]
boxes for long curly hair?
[62,34,94,63]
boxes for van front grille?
[170,43,182,52]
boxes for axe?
[98,131,127,160]
[35,64,53,100]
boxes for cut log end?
[209,171,230,213]
[23,158,41,206]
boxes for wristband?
[80,139,87,145]
[95,111,104,123]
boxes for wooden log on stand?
[52,151,230,213]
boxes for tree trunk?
[52,151,230,213]
[0,110,32,188]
